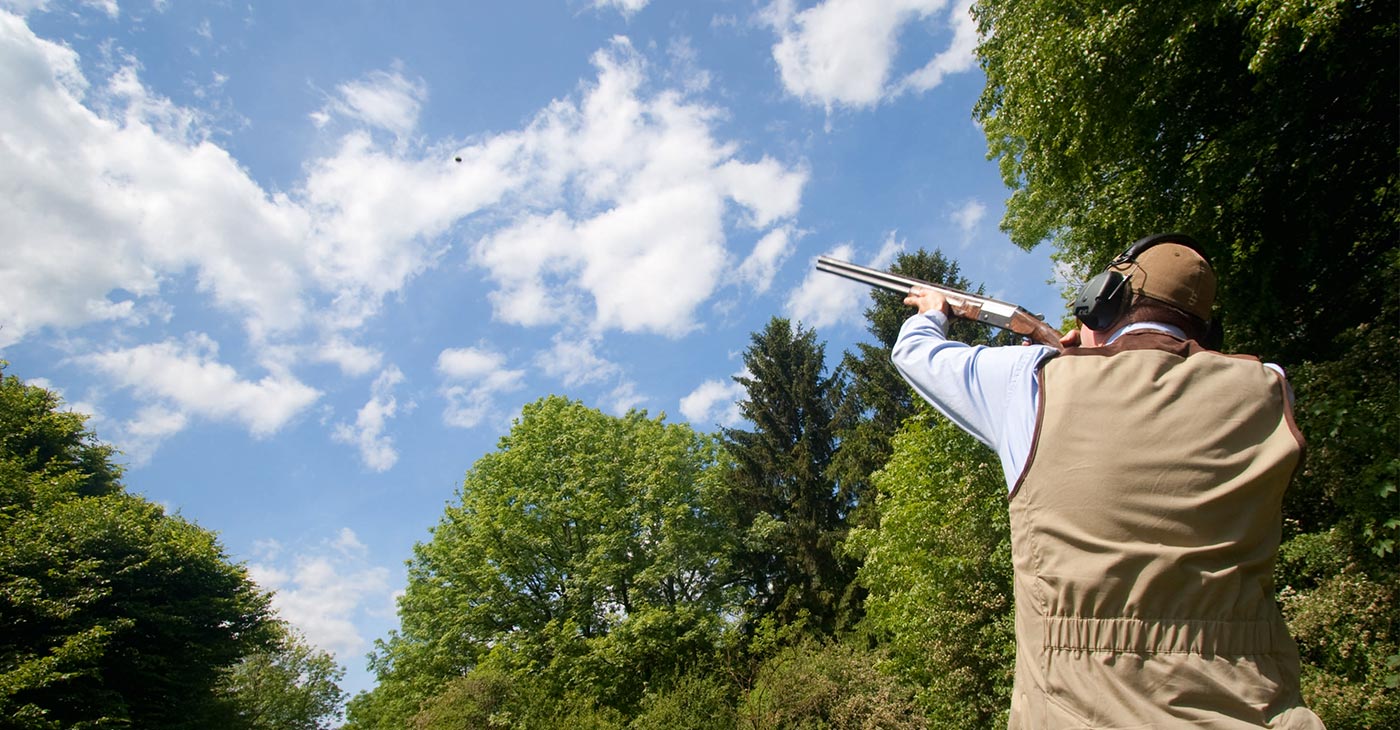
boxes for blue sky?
[1,0,1067,697]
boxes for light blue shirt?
[890,312,1206,492]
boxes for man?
[891,234,1323,728]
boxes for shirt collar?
[1106,321,1187,345]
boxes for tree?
[851,414,1015,729]
[219,624,347,730]
[974,0,1396,360]
[0,364,276,729]
[347,396,732,728]
[721,318,853,635]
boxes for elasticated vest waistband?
[1042,616,1283,656]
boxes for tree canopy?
[348,396,733,727]
[0,364,283,729]
[975,0,1396,360]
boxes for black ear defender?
[1073,232,1205,331]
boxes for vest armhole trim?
[1010,367,1048,501]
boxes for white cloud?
[118,404,189,466]
[0,15,518,357]
[312,336,384,377]
[0,15,805,459]
[764,0,978,109]
[437,346,526,428]
[785,242,865,329]
[679,373,747,428]
[301,130,520,330]
[591,0,649,18]
[471,37,807,337]
[2,16,802,351]
[603,380,646,416]
[0,15,314,348]
[895,0,978,95]
[2,1,118,17]
[535,334,622,388]
[77,334,321,438]
[737,226,796,294]
[950,198,986,234]
[332,366,405,472]
[247,528,393,660]
[322,67,426,139]
[718,157,807,229]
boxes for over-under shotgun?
[815,255,1064,350]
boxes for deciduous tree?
[347,396,732,727]
[0,364,276,729]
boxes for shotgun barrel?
[815,256,1064,350]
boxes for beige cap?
[1110,242,1216,320]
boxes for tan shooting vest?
[1008,331,1323,729]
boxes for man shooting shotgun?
[820,236,1322,729]
[815,255,1064,350]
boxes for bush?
[738,640,926,729]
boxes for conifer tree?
[722,318,853,634]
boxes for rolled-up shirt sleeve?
[891,310,1057,490]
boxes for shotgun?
[815,255,1065,350]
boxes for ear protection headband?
[1073,232,1205,331]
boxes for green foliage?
[406,666,625,730]
[349,396,732,728]
[1276,529,1400,728]
[851,414,1015,729]
[0,365,277,729]
[219,624,346,730]
[975,0,1396,360]
[737,639,927,730]
[0,365,122,511]
[1286,272,1400,560]
[409,667,518,729]
[629,671,739,730]
[723,318,855,634]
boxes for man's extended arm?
[891,309,1057,491]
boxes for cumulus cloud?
[471,38,807,337]
[437,346,526,428]
[894,0,979,96]
[603,380,646,416]
[78,333,321,438]
[737,226,797,294]
[534,334,622,388]
[332,366,405,472]
[764,0,977,109]
[0,14,311,348]
[321,67,426,139]
[679,372,747,428]
[247,528,394,660]
[312,336,384,377]
[1,1,117,17]
[0,15,516,350]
